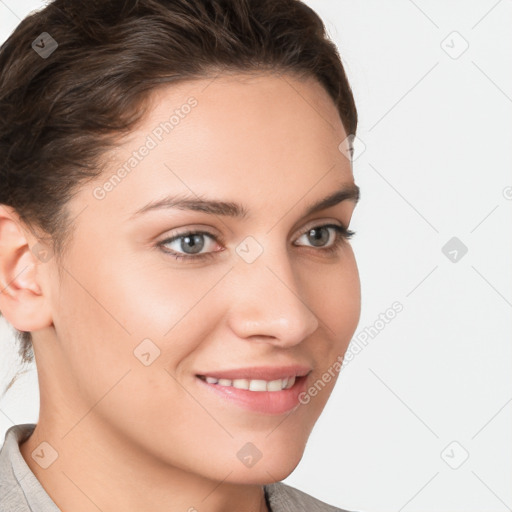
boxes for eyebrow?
[129,183,360,220]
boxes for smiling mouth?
[196,374,300,392]
[195,370,311,415]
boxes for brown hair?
[0,0,357,371]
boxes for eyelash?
[157,224,355,263]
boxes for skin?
[0,72,360,512]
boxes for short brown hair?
[0,0,357,366]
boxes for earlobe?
[0,205,53,332]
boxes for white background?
[1,1,511,511]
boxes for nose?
[225,248,320,348]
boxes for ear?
[0,205,53,333]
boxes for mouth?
[196,374,299,392]
[194,366,312,415]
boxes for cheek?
[333,253,361,346]
[306,246,361,348]
[49,253,219,456]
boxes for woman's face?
[37,72,360,483]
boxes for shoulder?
[0,424,35,510]
[0,423,61,512]
[264,481,357,512]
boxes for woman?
[0,0,361,510]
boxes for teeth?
[201,375,297,392]
[267,379,283,391]
[249,379,267,392]
[232,378,250,390]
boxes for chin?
[214,441,306,486]
[224,463,301,486]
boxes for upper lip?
[196,365,312,381]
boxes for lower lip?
[195,375,309,415]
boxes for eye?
[294,224,355,254]
[158,230,221,262]
[157,223,355,263]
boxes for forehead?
[75,72,354,223]
[121,70,348,162]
